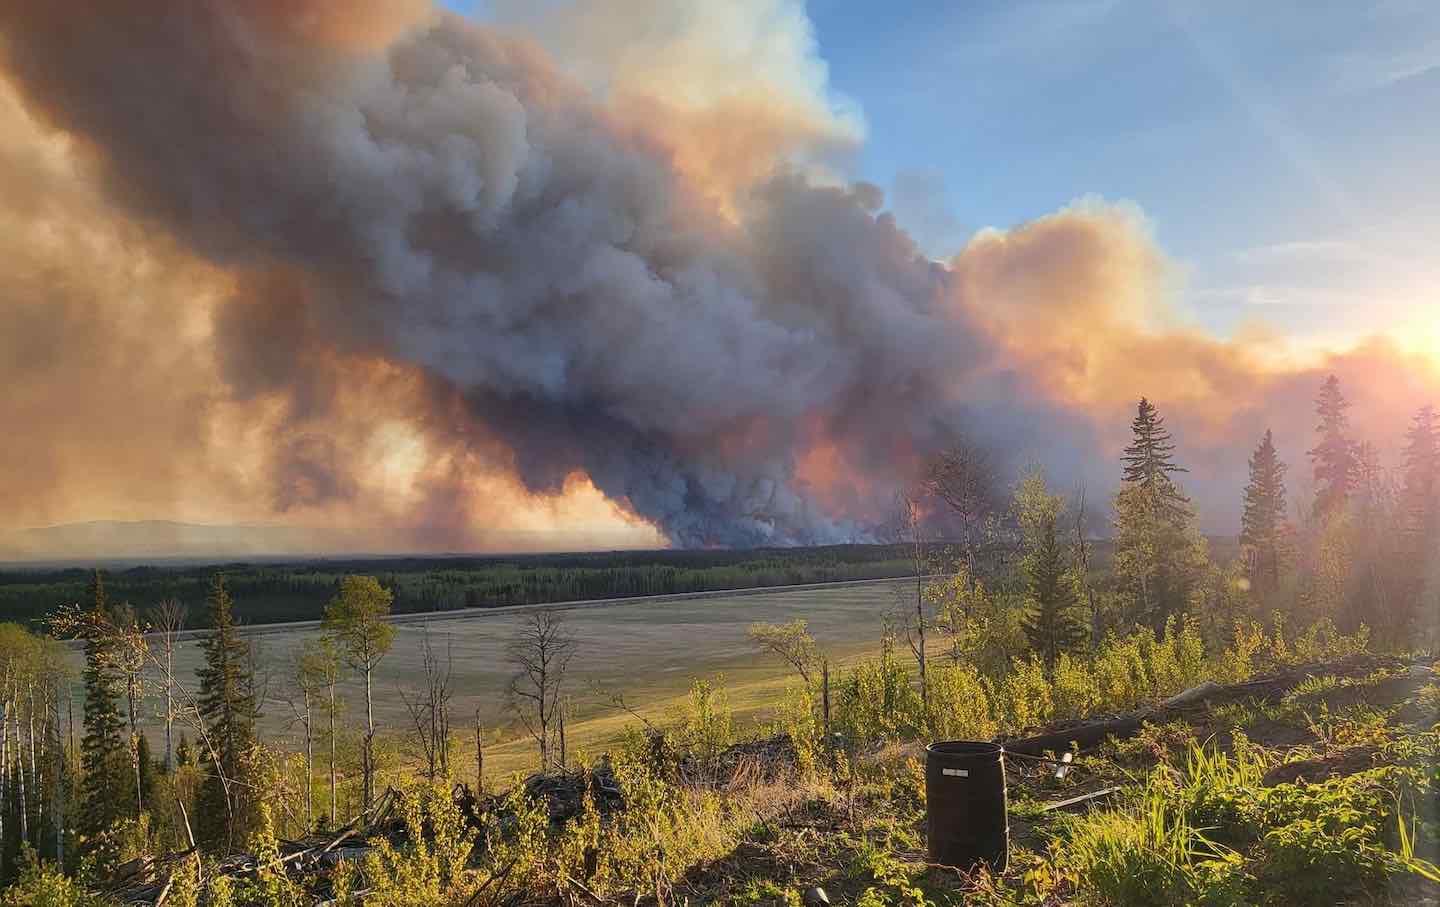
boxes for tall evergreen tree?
[194,573,258,851]
[1121,398,1190,512]
[135,732,156,818]
[1402,405,1440,550]
[1113,399,1209,629]
[1240,430,1290,595]
[78,571,133,860]
[1015,472,1086,672]
[1308,374,1357,520]
[1397,405,1440,643]
[1341,441,1405,639]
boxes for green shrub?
[925,661,997,741]
[669,677,736,778]
[835,637,922,743]
[994,656,1053,733]
[347,781,478,906]
[0,849,103,907]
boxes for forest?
[0,546,917,626]
[1,375,1438,906]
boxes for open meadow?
[67,579,908,776]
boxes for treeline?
[0,546,914,626]
[894,375,1437,694]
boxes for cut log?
[1005,654,1411,757]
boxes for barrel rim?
[925,740,1004,758]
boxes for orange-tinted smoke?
[1,1,1438,556]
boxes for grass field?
[69,579,909,776]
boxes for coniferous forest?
[0,546,918,626]
[2,377,1439,905]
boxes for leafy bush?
[342,782,478,907]
[925,661,997,741]
[834,637,922,743]
[993,656,1054,732]
[0,849,103,907]
[669,677,735,775]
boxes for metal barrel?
[924,740,1008,872]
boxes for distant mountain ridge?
[0,519,662,564]
[0,520,324,563]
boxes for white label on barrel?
[942,768,969,777]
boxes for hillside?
[66,651,1440,907]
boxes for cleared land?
[68,579,908,775]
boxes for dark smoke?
[1,3,1436,549]
[0,4,1009,546]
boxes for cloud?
[1334,37,1440,91]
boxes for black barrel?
[924,741,1008,872]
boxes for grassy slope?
[674,657,1440,906]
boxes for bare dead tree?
[923,439,1004,571]
[51,674,64,866]
[1074,484,1101,649]
[474,708,485,794]
[889,489,930,716]
[399,627,454,781]
[149,599,187,772]
[112,603,149,817]
[507,611,577,772]
[557,697,567,770]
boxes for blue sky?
[446,0,1440,349]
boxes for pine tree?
[1113,399,1208,629]
[194,574,258,851]
[1240,430,1289,595]
[78,571,133,860]
[1016,472,1086,672]
[175,734,192,768]
[1308,375,1357,520]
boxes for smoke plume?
[0,1,1436,553]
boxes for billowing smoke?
[0,1,1436,552]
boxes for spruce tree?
[1113,399,1208,629]
[1308,374,1357,520]
[135,732,156,816]
[1344,442,1403,638]
[1016,475,1086,672]
[1122,398,1190,513]
[1402,405,1440,550]
[195,573,258,851]
[1398,405,1440,642]
[1240,430,1289,595]
[78,571,133,860]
